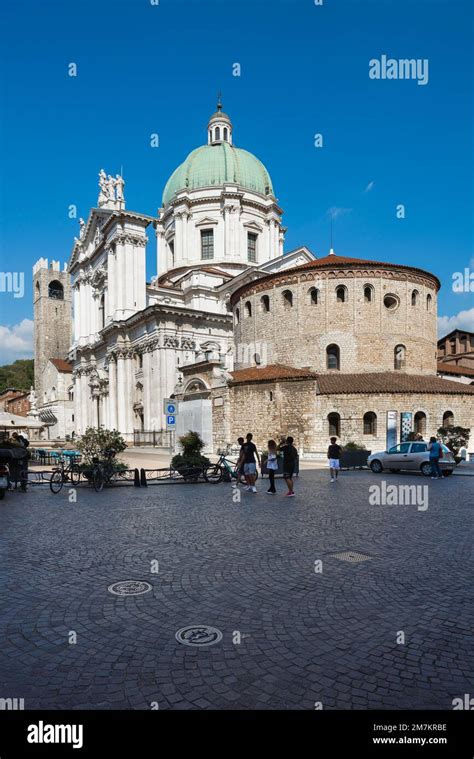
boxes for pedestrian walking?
[278,436,298,497]
[428,436,443,479]
[265,440,278,494]
[236,436,245,483]
[327,436,342,482]
[237,433,261,493]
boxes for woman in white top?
[266,439,278,494]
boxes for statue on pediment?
[98,169,108,207]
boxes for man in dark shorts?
[237,433,261,493]
[327,436,342,482]
[278,436,298,497]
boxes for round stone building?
[198,251,474,456]
[231,253,439,375]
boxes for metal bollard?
[134,468,140,487]
[140,468,148,487]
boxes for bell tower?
[33,258,72,405]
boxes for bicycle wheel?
[50,470,64,494]
[70,464,81,486]
[204,464,224,484]
[92,467,104,492]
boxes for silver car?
[368,441,455,476]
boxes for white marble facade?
[67,105,315,442]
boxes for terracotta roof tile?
[230,364,316,384]
[230,365,474,394]
[50,358,73,373]
[437,362,474,377]
[315,372,474,395]
[230,253,440,305]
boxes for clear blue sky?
[0,0,473,362]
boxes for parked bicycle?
[90,448,118,492]
[203,452,259,484]
[50,456,81,493]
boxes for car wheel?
[389,469,400,473]
[420,462,432,476]
[370,460,383,474]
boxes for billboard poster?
[400,412,413,442]
[386,411,397,450]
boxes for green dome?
[162,142,274,206]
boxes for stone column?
[81,373,89,430]
[74,372,82,434]
[108,356,118,430]
[125,353,135,437]
[143,350,151,429]
[116,354,127,434]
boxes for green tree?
[437,425,470,457]
[76,427,127,465]
[0,359,34,393]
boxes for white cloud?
[437,308,474,338]
[0,319,34,365]
[326,206,352,220]
[364,180,374,192]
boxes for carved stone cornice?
[111,233,148,247]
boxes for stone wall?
[223,379,474,455]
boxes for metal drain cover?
[175,625,223,647]
[330,551,373,563]
[108,580,152,596]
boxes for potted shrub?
[340,441,370,469]
[171,430,210,481]
[76,427,127,478]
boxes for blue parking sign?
[167,415,176,427]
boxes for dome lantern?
[208,94,233,145]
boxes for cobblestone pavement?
[0,470,472,710]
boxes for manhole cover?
[330,551,373,563]
[175,625,223,647]
[108,580,152,596]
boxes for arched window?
[363,411,377,435]
[308,287,319,305]
[235,307,240,324]
[394,344,406,370]
[414,411,427,436]
[442,410,454,427]
[223,127,228,141]
[35,281,40,295]
[336,285,347,303]
[99,293,105,329]
[411,289,419,306]
[328,413,341,437]
[245,301,252,318]
[326,344,340,370]
[426,293,432,311]
[363,285,374,303]
[68,387,74,402]
[260,295,270,312]
[215,126,220,141]
[282,290,293,308]
[48,280,64,300]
